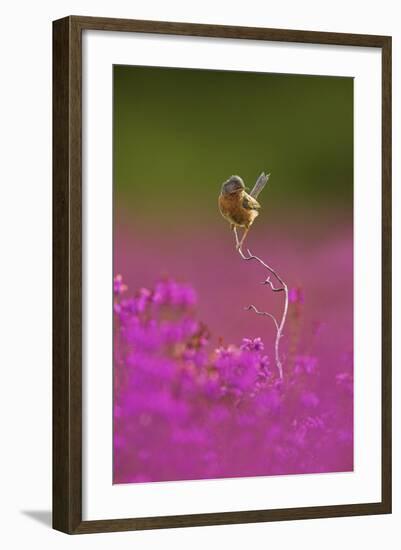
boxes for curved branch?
[244,305,279,332]
[238,247,288,379]
[262,276,284,292]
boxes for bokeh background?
[114,65,353,362]
[113,64,354,483]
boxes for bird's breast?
[218,193,258,227]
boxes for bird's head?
[221,175,246,195]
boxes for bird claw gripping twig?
[238,246,288,379]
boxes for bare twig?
[262,276,284,292]
[238,246,288,379]
[244,304,279,332]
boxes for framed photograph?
[53,16,392,534]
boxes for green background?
[113,65,353,227]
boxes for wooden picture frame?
[53,15,392,534]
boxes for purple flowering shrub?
[113,275,353,483]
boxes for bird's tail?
[250,172,270,198]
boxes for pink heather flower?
[258,355,272,379]
[114,274,127,296]
[198,335,209,348]
[116,298,138,322]
[114,292,151,323]
[182,348,208,368]
[152,279,197,308]
[215,345,236,360]
[289,287,304,304]
[178,284,197,307]
[254,388,281,413]
[294,355,318,375]
[214,345,262,394]
[161,317,199,343]
[125,319,162,351]
[152,280,171,306]
[113,275,353,484]
[240,337,264,352]
[135,287,152,313]
[260,355,270,369]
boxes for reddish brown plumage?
[218,189,260,229]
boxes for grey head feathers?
[221,175,246,195]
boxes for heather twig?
[238,246,288,379]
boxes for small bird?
[218,172,270,250]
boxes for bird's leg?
[237,227,250,251]
[232,225,240,249]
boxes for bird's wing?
[250,172,270,198]
[242,193,261,210]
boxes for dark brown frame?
[53,15,392,534]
